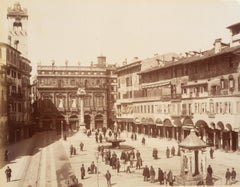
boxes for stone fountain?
[105,122,132,150]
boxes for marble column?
[77,88,86,129]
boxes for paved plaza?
[0,130,240,187]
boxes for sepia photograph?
[0,0,240,186]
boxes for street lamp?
[61,120,63,139]
[95,152,100,187]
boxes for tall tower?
[7,2,28,57]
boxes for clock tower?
[7,2,28,57]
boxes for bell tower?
[7,2,28,57]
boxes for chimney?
[213,38,222,53]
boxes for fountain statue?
[106,122,126,148]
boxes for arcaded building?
[36,56,117,132]
[116,23,240,152]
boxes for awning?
[173,119,182,127]
[182,81,207,87]
[116,118,133,123]
[141,80,170,89]
[155,118,163,124]
[146,118,154,125]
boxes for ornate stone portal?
[175,129,207,186]
[77,87,86,129]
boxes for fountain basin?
[106,138,126,148]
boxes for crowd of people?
[2,127,239,186]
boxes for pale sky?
[1,0,240,76]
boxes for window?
[18,103,21,112]
[229,76,234,91]
[18,72,21,79]
[126,76,132,86]
[220,79,225,89]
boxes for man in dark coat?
[143,165,150,181]
[4,150,9,161]
[105,170,111,187]
[142,137,145,145]
[231,167,236,183]
[80,164,85,179]
[5,166,12,182]
[99,134,103,143]
[166,147,170,158]
[206,172,214,186]
[207,165,213,177]
[167,170,174,186]
[116,158,120,173]
[79,142,84,151]
[210,148,214,159]
[171,146,175,156]
[225,168,231,185]
[158,168,164,185]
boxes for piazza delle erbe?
[1,1,240,187]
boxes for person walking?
[210,148,214,159]
[105,170,111,187]
[143,165,150,181]
[99,133,103,143]
[149,166,156,183]
[171,146,175,156]
[90,161,96,174]
[166,147,170,158]
[231,168,236,184]
[206,172,214,186]
[207,165,213,177]
[158,168,164,185]
[116,158,120,173]
[5,166,12,182]
[142,137,145,145]
[79,142,84,151]
[163,171,168,185]
[225,168,231,185]
[4,150,9,162]
[80,164,85,179]
[167,170,174,186]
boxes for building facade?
[116,23,240,152]
[0,2,32,143]
[36,56,117,132]
[0,52,8,159]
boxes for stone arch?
[163,119,172,126]
[84,114,91,129]
[225,123,232,131]
[147,118,154,124]
[195,120,208,129]
[141,117,146,124]
[217,121,224,131]
[41,115,53,130]
[210,122,215,129]
[69,115,79,130]
[95,114,103,129]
